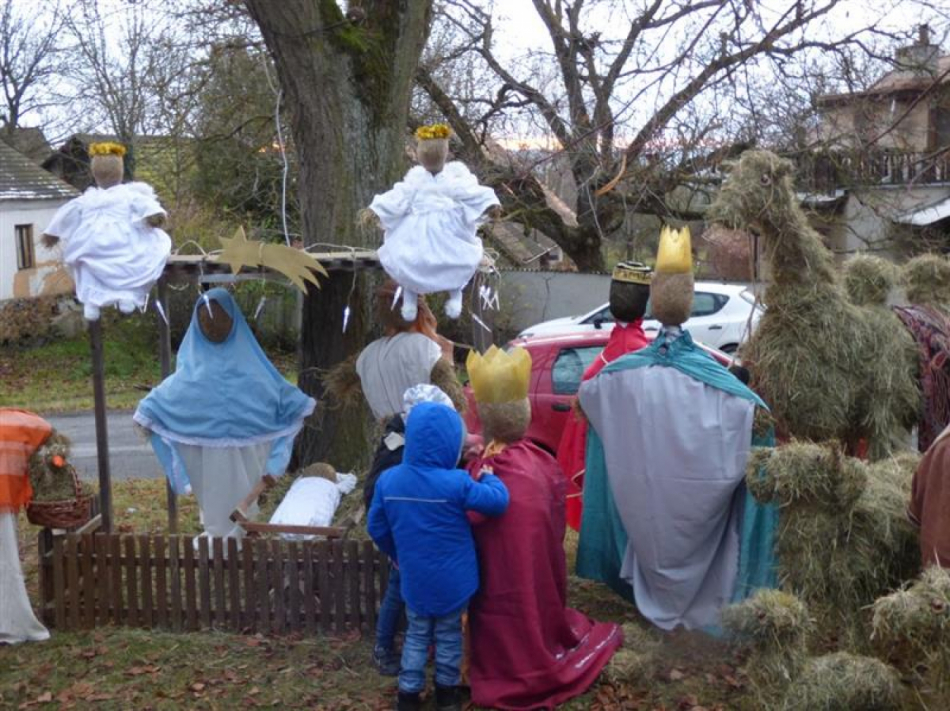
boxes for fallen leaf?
[189,683,206,693]
[36,692,52,703]
[667,668,685,682]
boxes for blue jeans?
[399,606,464,693]
[376,563,404,651]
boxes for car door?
[530,342,604,453]
[682,291,730,347]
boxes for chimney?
[896,24,940,75]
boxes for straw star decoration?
[218,227,328,292]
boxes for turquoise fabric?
[576,328,777,606]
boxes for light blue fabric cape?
[134,288,315,494]
[575,330,778,605]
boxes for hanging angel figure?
[41,142,171,321]
[360,124,501,322]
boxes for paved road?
[45,410,164,482]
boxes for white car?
[518,282,763,354]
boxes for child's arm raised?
[461,469,509,517]
[367,486,397,559]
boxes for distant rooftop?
[0,140,78,201]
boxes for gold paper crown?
[655,225,692,274]
[415,123,451,140]
[612,261,652,285]
[88,142,127,157]
[466,345,531,404]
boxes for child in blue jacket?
[368,401,509,711]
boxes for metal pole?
[157,277,178,533]
[89,319,113,532]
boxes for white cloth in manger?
[269,473,358,540]
[0,512,49,644]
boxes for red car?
[464,331,733,454]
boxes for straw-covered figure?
[42,142,171,321]
[360,124,500,322]
[710,150,920,457]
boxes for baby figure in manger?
[362,124,500,322]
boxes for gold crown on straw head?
[415,123,451,140]
[88,142,127,157]
[655,225,692,274]
[612,261,652,285]
[466,345,532,404]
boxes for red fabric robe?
[557,320,649,530]
[467,440,622,710]
[909,426,950,568]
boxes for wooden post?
[89,319,113,533]
[157,278,178,533]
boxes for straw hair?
[301,462,337,481]
[415,123,451,140]
[478,399,530,444]
[650,272,693,327]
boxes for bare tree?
[0,0,62,136]
[418,0,937,270]
[242,0,433,468]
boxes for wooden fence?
[37,532,388,636]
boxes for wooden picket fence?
[37,532,389,636]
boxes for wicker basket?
[26,465,94,529]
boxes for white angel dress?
[369,161,499,321]
[44,182,172,321]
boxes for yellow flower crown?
[89,142,127,157]
[415,124,451,140]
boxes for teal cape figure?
[576,329,777,630]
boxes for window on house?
[15,224,34,270]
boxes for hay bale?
[903,253,950,307]
[603,623,660,685]
[745,441,866,508]
[751,443,920,641]
[723,590,810,701]
[844,254,898,307]
[872,566,950,700]
[782,653,903,711]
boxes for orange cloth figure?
[0,409,51,512]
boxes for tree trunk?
[245,0,433,469]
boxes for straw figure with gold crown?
[359,124,500,322]
[41,142,172,321]
[463,346,622,711]
[577,225,777,632]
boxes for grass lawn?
[2,479,754,711]
[0,313,296,413]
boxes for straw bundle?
[844,254,899,308]
[903,253,950,308]
[723,590,810,701]
[872,566,950,701]
[27,431,92,502]
[320,354,364,411]
[602,623,660,685]
[704,225,754,281]
[748,443,920,640]
[781,653,903,711]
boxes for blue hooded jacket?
[368,402,509,617]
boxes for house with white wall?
[0,140,78,301]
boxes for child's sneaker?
[373,645,400,676]
[435,685,462,711]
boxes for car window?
[552,346,603,395]
[581,305,614,325]
[691,292,726,318]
